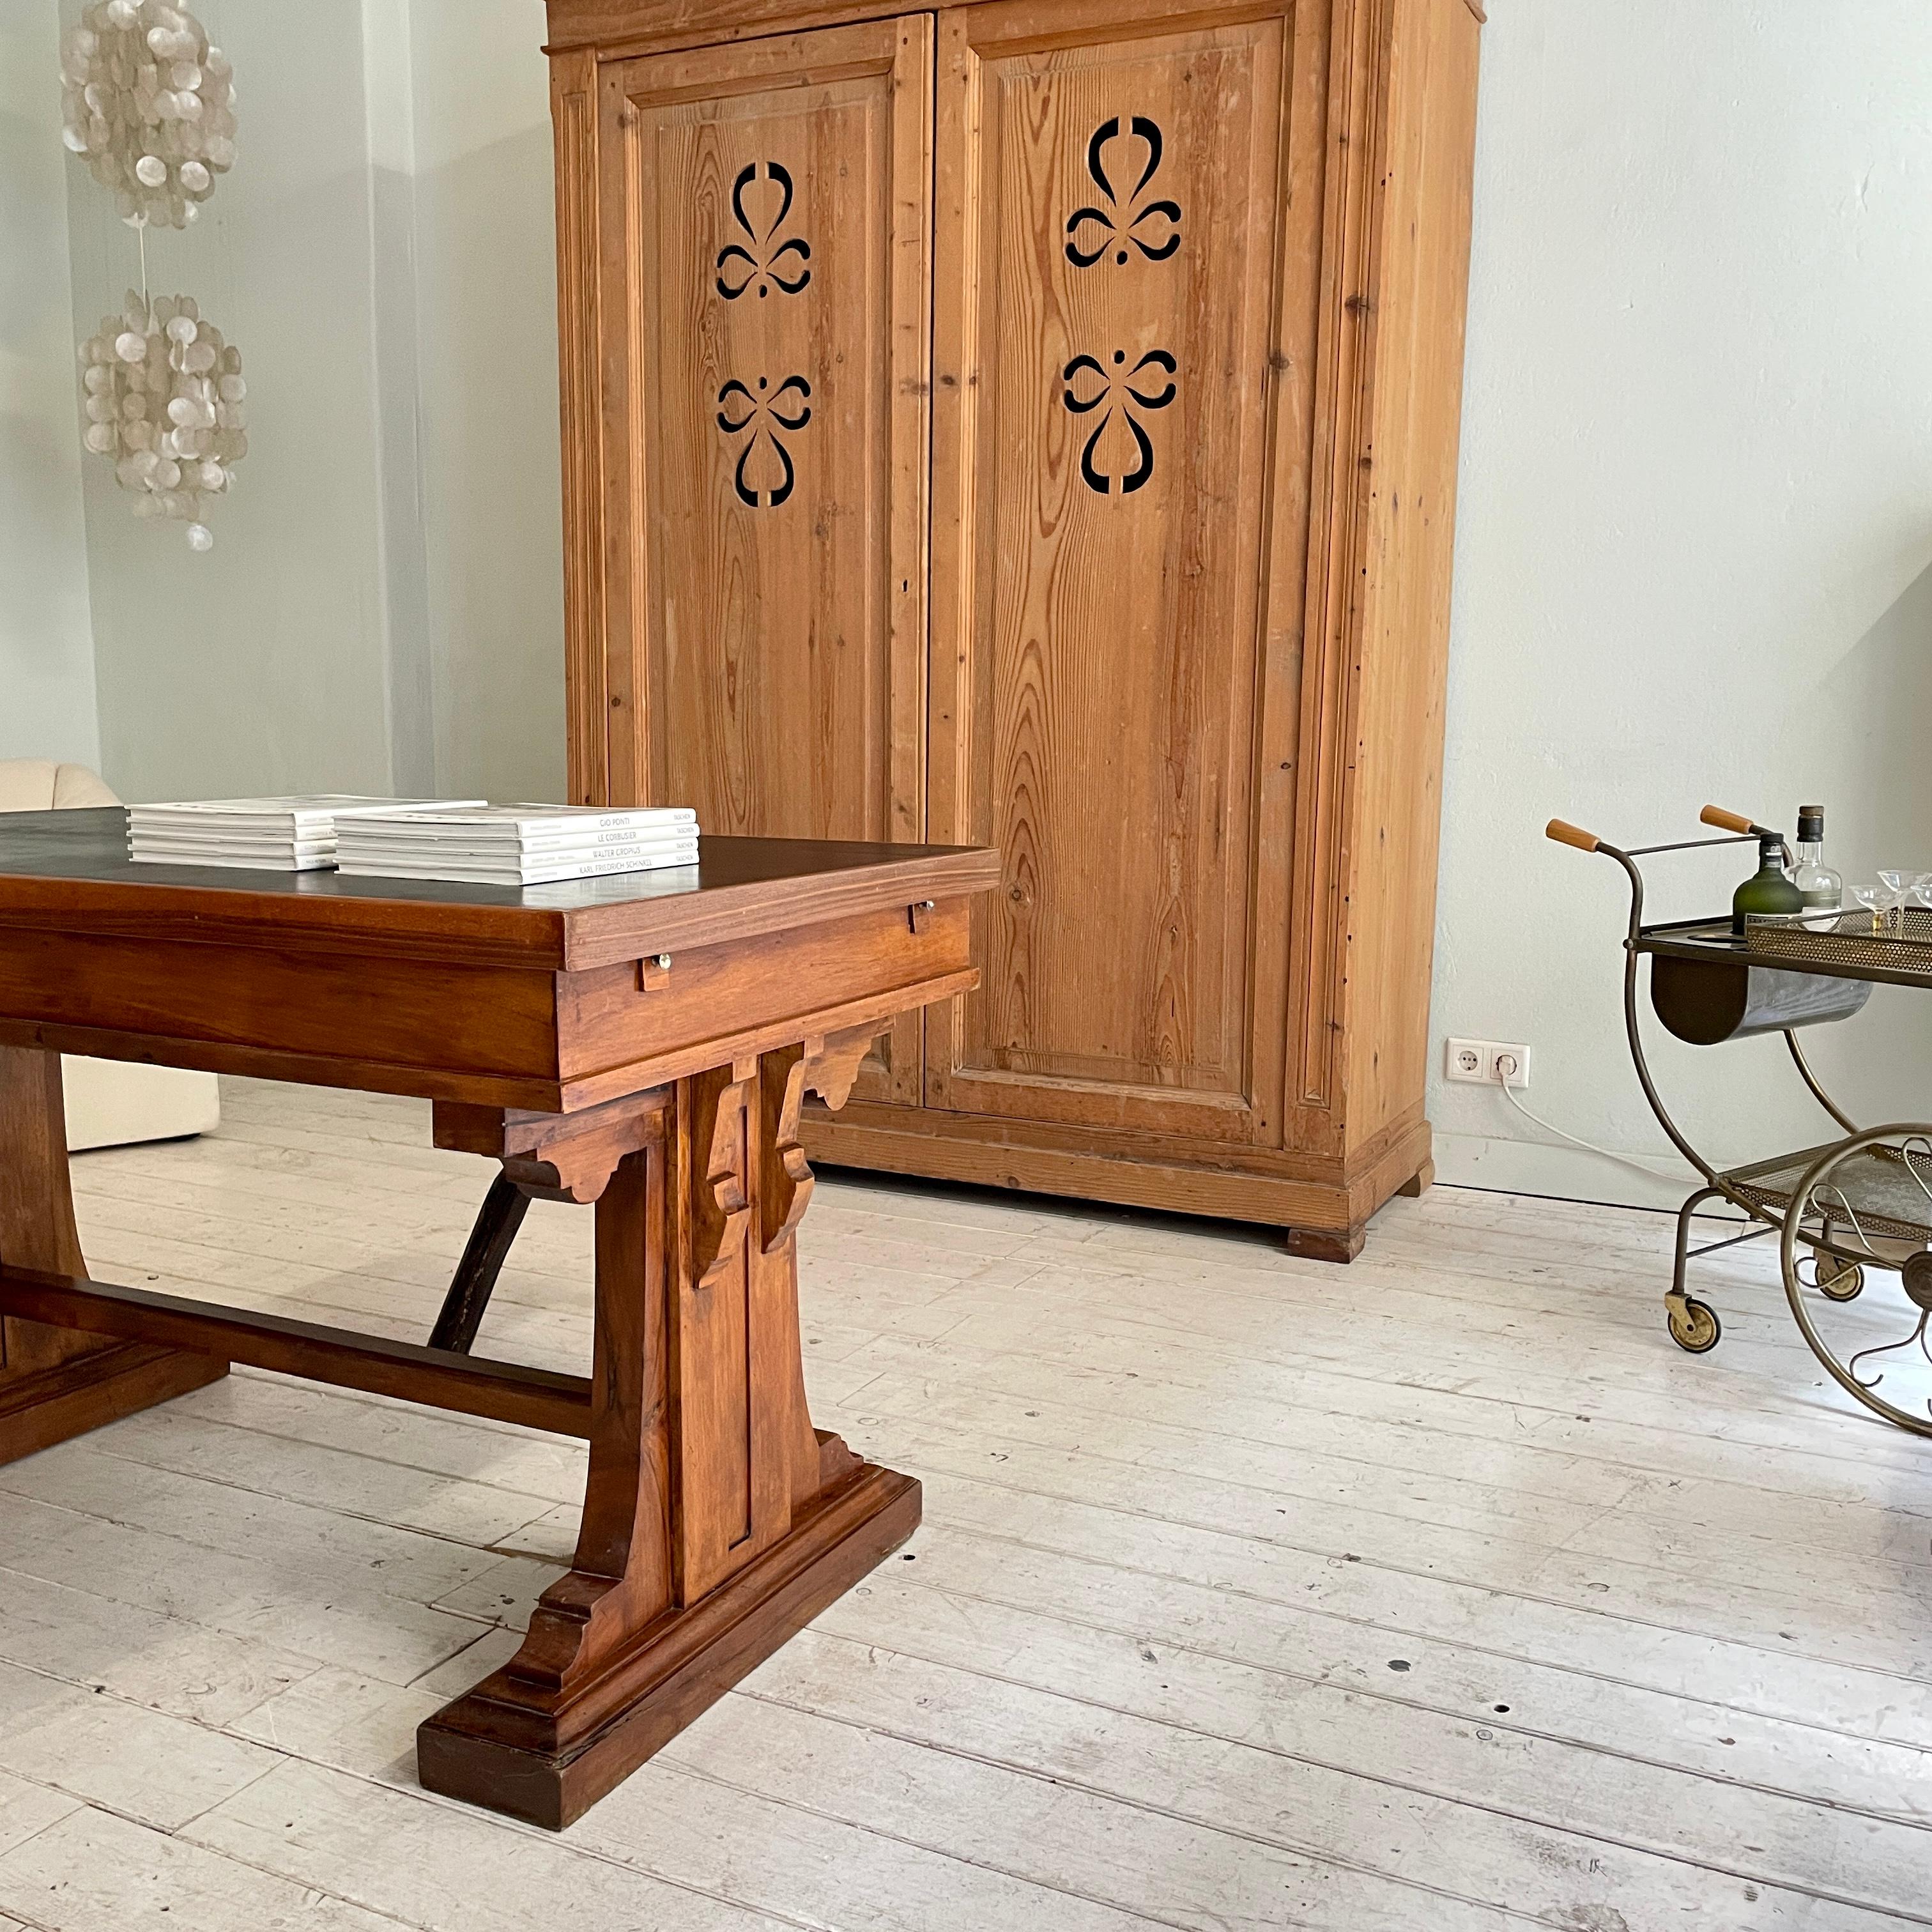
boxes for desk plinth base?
[0,1340,227,1466]
[418,1462,919,1829]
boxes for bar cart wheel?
[1776,1128,1932,1441]
[1811,1250,1866,1301]
[1665,1294,1722,1354]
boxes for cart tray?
[1724,1138,1932,1247]
[1745,907,1932,975]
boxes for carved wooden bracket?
[433,1093,668,1206]
[802,1022,886,1110]
[758,1045,812,1255]
[756,1024,887,1255]
[690,1061,753,1287]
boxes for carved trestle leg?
[417,1025,913,1828]
[0,1045,226,1464]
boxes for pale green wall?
[1,0,100,770]
[1430,0,1932,1202]
[52,0,564,807]
[21,0,1932,1204]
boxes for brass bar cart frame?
[1547,814,1932,1437]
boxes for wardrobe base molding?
[804,1110,1431,1254]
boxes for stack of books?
[126,797,480,871]
[334,804,701,885]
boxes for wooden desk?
[0,809,995,1827]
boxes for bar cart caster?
[1664,1293,1721,1354]
[1549,807,1932,1436]
[1812,1251,1865,1300]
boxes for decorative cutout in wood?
[1065,116,1181,268]
[716,376,813,507]
[714,161,812,300]
[1061,349,1177,494]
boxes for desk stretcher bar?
[0,1266,593,1438]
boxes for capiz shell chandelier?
[60,0,237,230]
[80,291,247,551]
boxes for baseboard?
[1432,1130,1703,1213]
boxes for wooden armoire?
[542,0,1481,1258]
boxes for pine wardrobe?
[542,0,1482,1258]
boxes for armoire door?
[926,0,1326,1145]
[602,18,932,1103]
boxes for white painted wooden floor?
[1,1078,1928,1930]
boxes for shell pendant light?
[79,291,247,546]
[62,1,245,550]
[59,1,237,229]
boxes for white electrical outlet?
[1446,1038,1531,1089]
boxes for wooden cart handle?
[1545,818,1600,854]
[1699,805,1756,835]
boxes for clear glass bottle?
[1791,804,1842,918]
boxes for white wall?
[55,0,563,807]
[1,0,100,770]
[404,0,565,804]
[1430,0,1932,1206]
[61,0,401,801]
[28,0,1932,1206]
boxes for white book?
[376,823,698,853]
[340,827,703,857]
[132,851,336,871]
[339,838,698,870]
[129,849,342,872]
[129,795,483,834]
[336,846,699,877]
[338,848,698,886]
[128,795,491,870]
[131,831,336,853]
[346,803,696,844]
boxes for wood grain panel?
[1336,0,1478,1149]
[929,0,1317,1145]
[611,19,932,1103]
[0,1044,226,1453]
[677,1063,758,1598]
[0,1045,87,1377]
[558,900,971,1089]
[554,49,610,808]
[551,0,1480,1250]
[0,931,560,1086]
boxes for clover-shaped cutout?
[715,162,813,301]
[717,374,813,507]
[1061,348,1177,494]
[1065,116,1181,269]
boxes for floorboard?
[0,1077,1922,1929]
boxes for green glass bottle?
[1732,832,1803,935]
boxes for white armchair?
[0,760,222,1151]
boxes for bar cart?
[1549,806,1932,1437]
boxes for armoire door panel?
[926,0,1317,1144]
[608,19,931,1103]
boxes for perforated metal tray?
[1745,907,1932,977]
[1725,1138,1932,1247]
